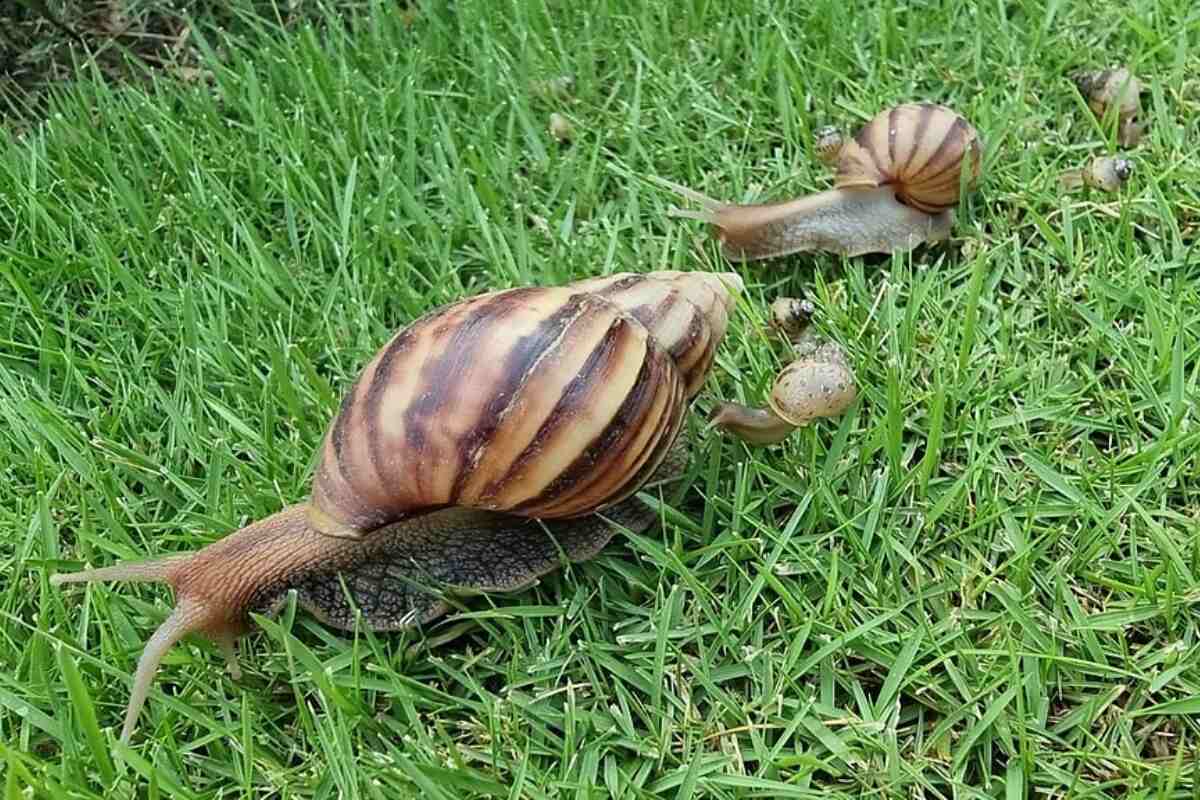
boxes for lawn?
[2,0,1199,797]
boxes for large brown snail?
[51,270,744,742]
[656,103,984,261]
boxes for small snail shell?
[51,270,743,742]
[1059,156,1133,193]
[657,103,983,261]
[1072,67,1146,147]
[768,296,815,339]
[549,112,574,142]
[813,126,845,166]
[710,342,856,444]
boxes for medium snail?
[1072,67,1145,147]
[1059,156,1134,193]
[51,270,743,742]
[656,103,983,261]
[710,298,856,444]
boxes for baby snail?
[51,270,744,742]
[1072,66,1146,147]
[549,112,574,143]
[655,103,984,261]
[709,298,856,444]
[768,296,817,340]
[812,126,845,166]
[1059,155,1134,193]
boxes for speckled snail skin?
[656,103,984,261]
[51,270,743,742]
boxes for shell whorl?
[565,270,741,398]
[308,272,741,536]
[834,103,982,215]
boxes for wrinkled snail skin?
[51,270,742,742]
[659,103,982,261]
[1059,156,1133,193]
[710,342,857,444]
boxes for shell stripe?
[394,295,535,503]
[600,381,686,511]
[329,378,360,482]
[507,333,678,517]
[861,120,890,177]
[897,104,935,175]
[474,316,638,511]
[446,292,601,503]
[542,343,677,515]
[912,118,972,185]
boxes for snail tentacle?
[50,271,740,742]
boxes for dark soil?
[0,1,378,123]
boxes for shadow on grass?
[0,0,409,124]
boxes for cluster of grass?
[2,0,1199,796]
[0,0,383,122]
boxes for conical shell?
[309,272,742,535]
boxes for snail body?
[52,270,743,742]
[659,103,983,261]
[1059,156,1133,193]
[711,300,856,444]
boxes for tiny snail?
[1059,156,1134,193]
[1072,66,1146,147]
[710,343,856,444]
[549,112,574,143]
[813,126,845,166]
[768,296,816,340]
[655,103,983,261]
[710,299,856,444]
[51,271,743,742]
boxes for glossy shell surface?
[309,272,741,535]
[835,103,983,214]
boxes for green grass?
[2,0,1200,796]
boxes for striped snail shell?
[657,102,984,261]
[50,270,743,743]
[834,103,983,214]
[309,270,739,534]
